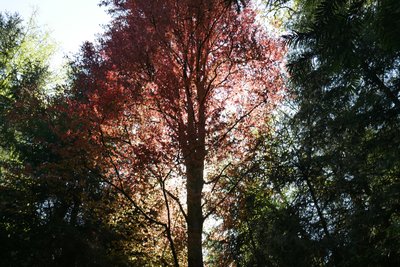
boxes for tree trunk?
[186,163,204,267]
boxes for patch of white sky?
[252,0,294,38]
[1,0,111,70]
[0,0,289,72]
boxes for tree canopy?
[68,0,284,265]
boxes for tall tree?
[286,0,400,264]
[211,0,400,265]
[0,13,127,266]
[69,0,285,265]
[0,15,55,262]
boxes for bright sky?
[2,0,111,68]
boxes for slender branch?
[147,165,188,221]
[95,123,169,230]
[204,162,231,185]
[214,99,266,147]
[166,189,188,221]
[362,62,400,111]
[159,170,180,267]
[89,166,167,228]
[203,148,260,221]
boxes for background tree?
[286,0,400,265]
[0,13,55,264]
[211,0,400,266]
[0,13,128,266]
[69,0,285,265]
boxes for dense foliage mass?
[0,13,128,266]
[1,0,399,266]
[213,0,400,266]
